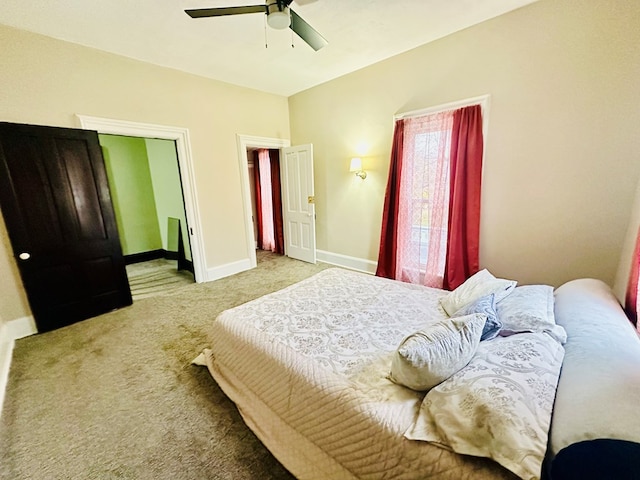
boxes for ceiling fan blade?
[290,9,327,51]
[185,5,265,18]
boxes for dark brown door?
[0,122,132,333]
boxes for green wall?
[145,138,192,261]
[99,134,191,260]
[100,134,162,255]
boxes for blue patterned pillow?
[452,293,501,341]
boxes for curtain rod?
[394,94,490,121]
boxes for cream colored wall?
[289,0,640,287]
[0,24,289,323]
[0,217,30,321]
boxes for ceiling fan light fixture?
[266,3,291,30]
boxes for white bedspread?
[205,268,518,480]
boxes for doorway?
[237,135,290,269]
[77,115,206,283]
[237,135,317,268]
[247,147,285,262]
[98,134,195,300]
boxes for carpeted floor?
[0,251,332,480]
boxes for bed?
[198,268,640,479]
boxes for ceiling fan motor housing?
[266,0,291,29]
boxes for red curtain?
[625,227,640,327]
[253,150,263,250]
[443,105,484,290]
[269,149,285,255]
[376,120,405,278]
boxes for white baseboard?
[202,251,377,283]
[0,323,14,420]
[316,250,377,275]
[7,316,37,340]
[205,258,252,282]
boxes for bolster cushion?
[547,279,640,479]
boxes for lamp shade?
[349,157,363,172]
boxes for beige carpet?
[0,251,332,480]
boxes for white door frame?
[236,134,290,269]
[76,114,207,283]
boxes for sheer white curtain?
[258,149,276,251]
[396,111,454,287]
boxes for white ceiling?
[0,0,538,97]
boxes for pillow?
[405,332,565,480]
[388,313,485,391]
[497,284,567,344]
[440,269,517,316]
[452,293,501,341]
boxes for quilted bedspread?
[205,268,518,479]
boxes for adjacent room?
[99,134,196,300]
[0,0,639,478]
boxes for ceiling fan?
[185,0,328,51]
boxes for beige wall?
[289,0,640,287]
[0,25,289,322]
[0,217,29,321]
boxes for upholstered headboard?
[546,279,640,479]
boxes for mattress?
[204,268,517,479]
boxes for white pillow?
[388,313,485,391]
[440,269,517,316]
[497,285,567,344]
[405,332,565,480]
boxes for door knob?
[18,252,31,260]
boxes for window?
[376,96,487,290]
[397,112,454,286]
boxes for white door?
[281,144,316,264]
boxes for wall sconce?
[349,157,367,180]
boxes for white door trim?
[236,134,291,269]
[76,114,207,283]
